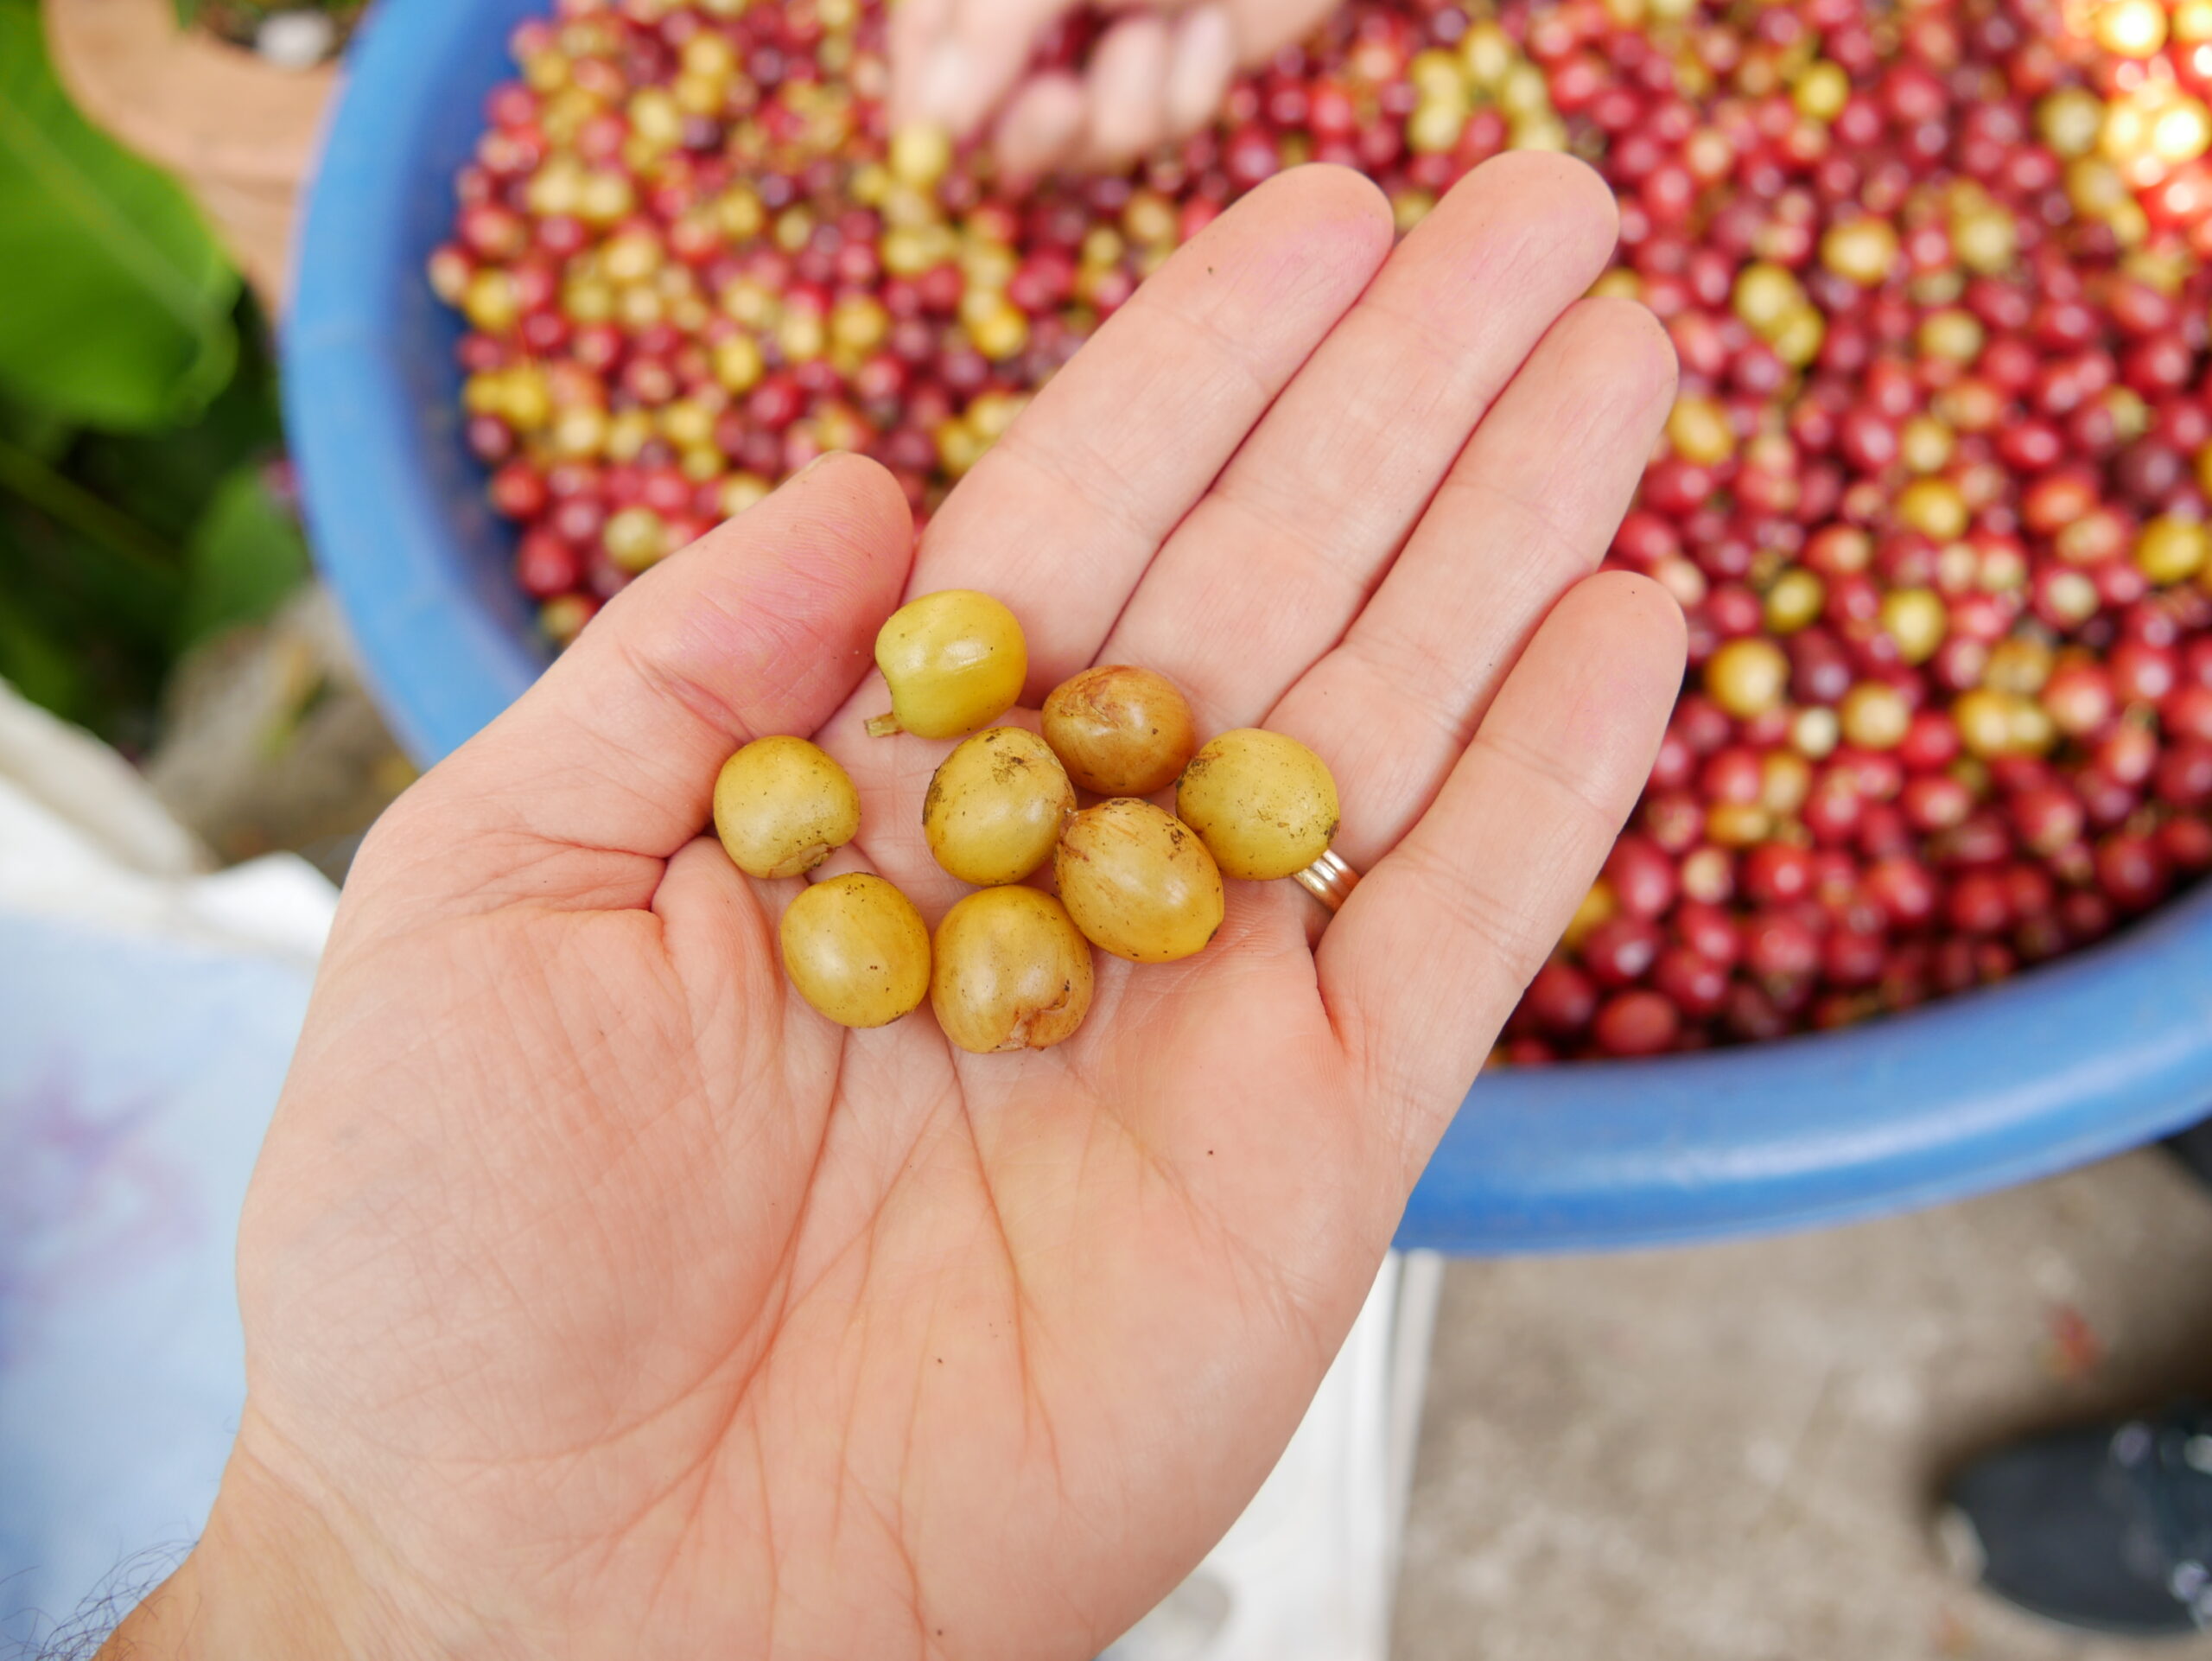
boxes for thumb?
[396,453,912,874]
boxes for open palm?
[189,157,1681,1661]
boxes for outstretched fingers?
[911,164,1394,696]
[1093,153,1623,732]
[1316,571,1686,1177]
[1269,295,1678,871]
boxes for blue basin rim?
[287,0,2212,1255]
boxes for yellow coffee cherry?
[1054,799,1225,963]
[888,123,952,189]
[2038,87,2106,157]
[869,590,1029,740]
[1705,638,1791,719]
[1916,309,1984,366]
[2135,516,2209,585]
[1820,216,1899,286]
[604,506,670,571]
[1040,665,1198,797]
[714,736,861,880]
[1791,705,1840,759]
[1668,394,1735,465]
[719,473,772,519]
[463,268,520,333]
[1409,47,1469,100]
[1175,729,1341,881]
[1899,414,1957,474]
[923,728,1076,887]
[1952,688,2021,758]
[540,594,594,647]
[1770,304,1826,366]
[1705,802,1772,846]
[1952,203,2018,274]
[1733,262,1802,334]
[1792,60,1849,122]
[1460,19,1513,84]
[1897,477,1969,541]
[550,404,609,461]
[779,874,931,1028]
[1984,637,2053,696]
[1764,568,1827,633]
[1839,681,1911,749]
[930,887,1095,1053]
[1408,99,1469,154]
[1761,750,1813,816]
[1878,588,1948,665]
[968,296,1030,360]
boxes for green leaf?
[0,435,182,636]
[172,0,208,27]
[177,464,308,648]
[0,0,240,430]
[0,584,94,729]
[72,304,284,540]
[0,502,169,740]
[0,395,75,462]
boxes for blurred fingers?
[1223,0,1341,65]
[994,72,1087,175]
[1082,14,1173,163]
[1163,5,1238,140]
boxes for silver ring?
[1293,846,1361,913]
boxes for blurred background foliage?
[0,0,308,750]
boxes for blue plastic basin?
[286,0,2212,1254]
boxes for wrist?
[98,1431,428,1661]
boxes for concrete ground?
[1394,1148,2212,1661]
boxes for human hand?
[106,156,1680,1661]
[890,0,1338,175]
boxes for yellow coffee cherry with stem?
[713,735,861,879]
[868,589,1028,739]
[1174,729,1341,881]
[930,888,1095,1053]
[779,874,931,1028]
[923,728,1076,886]
[1055,799,1225,963]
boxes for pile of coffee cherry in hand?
[712,588,1340,1050]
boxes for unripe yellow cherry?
[713,736,860,879]
[1054,799,1224,963]
[923,728,1076,886]
[779,874,931,1028]
[1040,665,1198,796]
[1174,729,1340,881]
[930,887,1095,1053]
[868,589,1028,740]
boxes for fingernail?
[918,39,969,125]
